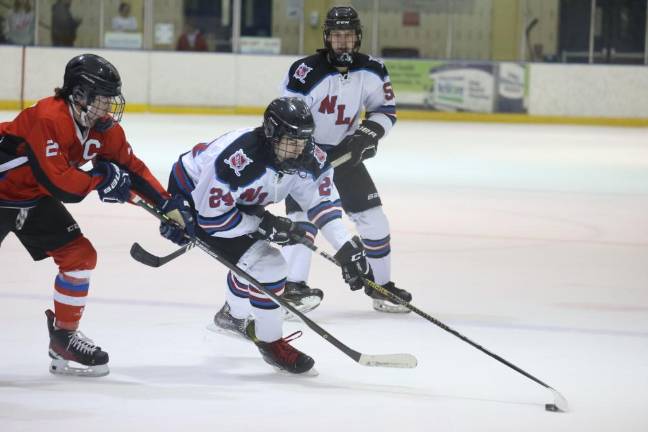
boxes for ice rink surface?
[1,112,648,431]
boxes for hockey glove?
[328,120,384,167]
[92,161,131,203]
[334,236,374,291]
[159,195,196,246]
[253,211,315,246]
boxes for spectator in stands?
[176,21,208,52]
[111,2,137,32]
[5,0,35,46]
[51,0,81,47]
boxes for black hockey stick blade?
[130,242,190,267]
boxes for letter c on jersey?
[83,139,102,160]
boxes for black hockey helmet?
[58,54,125,131]
[263,97,315,174]
[323,6,362,67]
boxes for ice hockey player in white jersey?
[279,6,412,313]
[158,97,373,374]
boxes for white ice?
[1,112,648,432]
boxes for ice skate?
[45,309,109,377]
[249,329,316,375]
[208,302,254,340]
[366,282,412,313]
[281,281,323,318]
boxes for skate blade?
[205,323,251,341]
[49,358,109,377]
[372,299,411,314]
[271,365,319,377]
[283,296,323,321]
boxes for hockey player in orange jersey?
[0,53,193,377]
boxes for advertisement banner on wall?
[384,59,528,114]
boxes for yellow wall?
[490,0,521,60]
[302,0,329,54]
[271,0,301,55]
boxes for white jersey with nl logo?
[170,127,352,249]
[280,51,397,148]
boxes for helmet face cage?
[323,6,362,66]
[273,134,314,174]
[263,99,315,174]
[72,85,125,129]
[63,54,125,131]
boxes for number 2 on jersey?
[319,177,332,196]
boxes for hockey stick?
[295,237,569,412]
[130,242,193,267]
[130,197,417,369]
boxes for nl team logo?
[293,63,313,84]
[225,149,253,177]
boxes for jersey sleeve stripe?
[371,105,396,114]
[367,114,396,127]
[197,207,237,223]
[297,222,318,235]
[171,161,195,194]
[300,222,318,242]
[198,208,242,233]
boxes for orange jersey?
[0,97,167,208]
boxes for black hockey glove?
[253,211,315,246]
[329,120,385,167]
[159,195,196,246]
[92,161,131,203]
[334,236,374,291]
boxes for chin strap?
[69,95,90,129]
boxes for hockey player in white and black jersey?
[279,6,412,313]
[159,97,373,374]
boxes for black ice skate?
[45,309,109,377]
[210,302,254,340]
[366,282,412,313]
[250,330,315,374]
[281,281,324,318]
